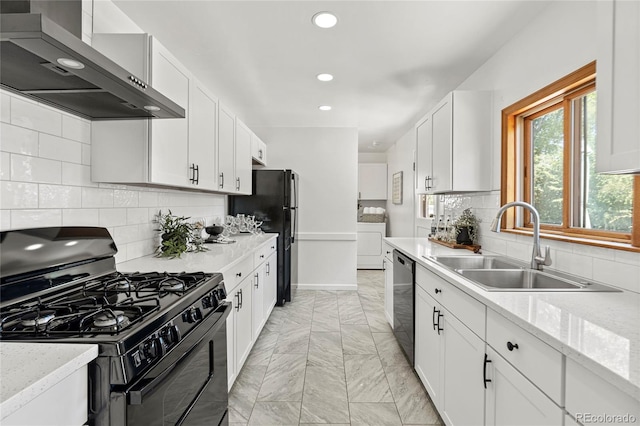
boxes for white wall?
[388,0,640,293]
[255,127,358,290]
[0,89,226,264]
[385,127,415,237]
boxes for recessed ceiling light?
[319,105,332,111]
[317,73,334,82]
[312,12,338,29]
[56,58,85,69]
[372,141,379,147]
[144,105,161,111]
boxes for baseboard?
[296,283,358,291]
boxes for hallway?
[228,270,442,425]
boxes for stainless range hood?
[0,0,185,120]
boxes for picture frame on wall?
[392,171,403,204]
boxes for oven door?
[125,303,230,426]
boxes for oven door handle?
[128,304,230,405]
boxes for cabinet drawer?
[486,308,562,404]
[383,242,394,261]
[254,240,277,266]
[416,265,485,338]
[566,358,640,424]
[223,255,254,293]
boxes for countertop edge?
[384,237,640,402]
[0,343,99,419]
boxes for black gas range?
[0,227,230,426]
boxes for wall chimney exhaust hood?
[0,1,185,120]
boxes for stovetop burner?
[20,310,56,328]
[0,270,215,338]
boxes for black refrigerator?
[229,169,298,306]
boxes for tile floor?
[228,270,443,425]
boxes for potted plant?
[452,208,479,245]
[154,210,207,258]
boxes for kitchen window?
[501,61,639,249]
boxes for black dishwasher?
[393,249,415,365]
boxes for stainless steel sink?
[427,255,525,270]
[425,254,620,292]
[457,269,619,292]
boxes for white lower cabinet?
[251,266,264,340]
[565,358,640,426]
[2,365,89,426]
[383,244,394,327]
[415,273,485,426]
[225,238,278,390]
[263,250,278,318]
[484,346,563,425]
[233,276,253,377]
[412,260,567,426]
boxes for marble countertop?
[117,233,278,274]
[0,343,98,419]
[385,237,640,402]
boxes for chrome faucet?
[490,201,552,270]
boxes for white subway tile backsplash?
[1,181,38,209]
[99,208,127,227]
[614,250,640,267]
[11,209,62,229]
[1,92,10,123]
[114,244,127,264]
[62,163,96,187]
[1,123,39,155]
[114,189,139,207]
[593,258,640,293]
[62,208,99,226]
[39,184,82,208]
[138,191,159,207]
[552,249,593,279]
[1,152,10,180]
[113,224,141,245]
[39,134,82,164]
[10,154,61,184]
[127,207,149,225]
[62,115,91,144]
[81,187,114,208]
[126,239,157,261]
[81,144,91,166]
[10,97,62,136]
[0,210,11,230]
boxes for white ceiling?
[112,0,551,152]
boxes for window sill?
[502,228,640,253]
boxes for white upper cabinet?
[251,132,267,166]
[215,107,252,194]
[91,33,251,194]
[188,80,219,190]
[235,119,253,194]
[416,91,492,193]
[596,0,640,174]
[218,103,236,192]
[148,39,190,187]
[358,163,387,200]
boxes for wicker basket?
[360,213,386,223]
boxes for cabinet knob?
[506,341,519,351]
[236,272,242,278]
[435,288,442,294]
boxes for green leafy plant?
[154,210,207,258]
[452,208,479,245]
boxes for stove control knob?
[142,338,163,360]
[160,325,180,346]
[183,307,203,323]
[202,295,213,309]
